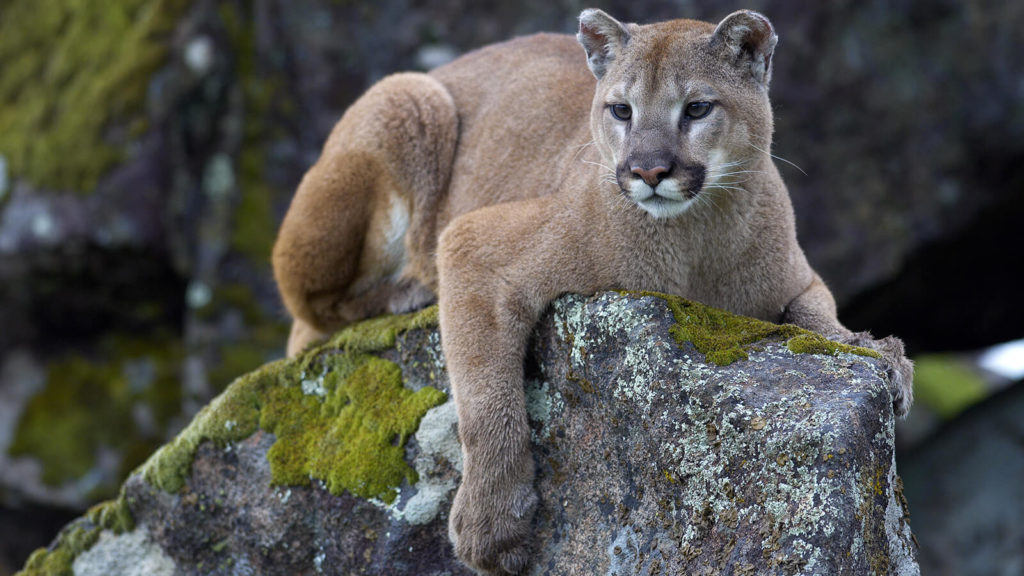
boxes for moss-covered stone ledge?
[137,306,446,502]
[17,292,918,575]
[17,306,453,575]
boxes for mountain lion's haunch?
[272,9,914,575]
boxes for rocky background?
[0,0,1021,574]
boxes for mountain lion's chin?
[637,195,694,219]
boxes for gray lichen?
[533,292,916,574]
[71,527,175,576]
[390,398,461,525]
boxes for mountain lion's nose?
[631,165,670,187]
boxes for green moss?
[261,355,446,503]
[17,525,99,576]
[631,291,878,365]
[140,361,269,493]
[10,356,120,484]
[324,305,439,352]
[84,497,135,535]
[0,0,192,192]
[16,495,134,576]
[785,332,880,359]
[9,334,183,489]
[912,354,987,418]
[139,307,445,503]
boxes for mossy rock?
[17,499,133,576]
[9,334,185,494]
[139,305,446,501]
[633,291,880,365]
[15,292,917,575]
[18,305,447,573]
[0,0,192,192]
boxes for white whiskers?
[705,158,756,195]
[575,140,642,217]
[581,158,617,176]
[749,143,807,176]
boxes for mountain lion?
[272,8,914,574]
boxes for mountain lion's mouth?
[618,176,700,216]
[636,192,695,219]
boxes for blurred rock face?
[901,382,1024,576]
[0,0,1020,572]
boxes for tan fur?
[272,10,913,574]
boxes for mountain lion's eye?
[685,101,713,119]
[610,104,632,121]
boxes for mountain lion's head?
[578,9,778,219]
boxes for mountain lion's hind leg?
[272,73,457,356]
[782,274,914,417]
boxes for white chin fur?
[628,179,693,218]
[638,196,693,218]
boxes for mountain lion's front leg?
[783,274,914,417]
[436,200,586,575]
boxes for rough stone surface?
[21,293,918,575]
[526,294,917,575]
[71,527,175,576]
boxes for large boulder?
[18,293,918,575]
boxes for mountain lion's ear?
[577,9,631,80]
[712,10,777,85]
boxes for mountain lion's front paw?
[448,475,537,575]
[846,332,914,418]
[873,334,914,418]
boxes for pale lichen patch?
[389,398,461,525]
[526,378,566,443]
[300,369,327,398]
[71,526,175,576]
